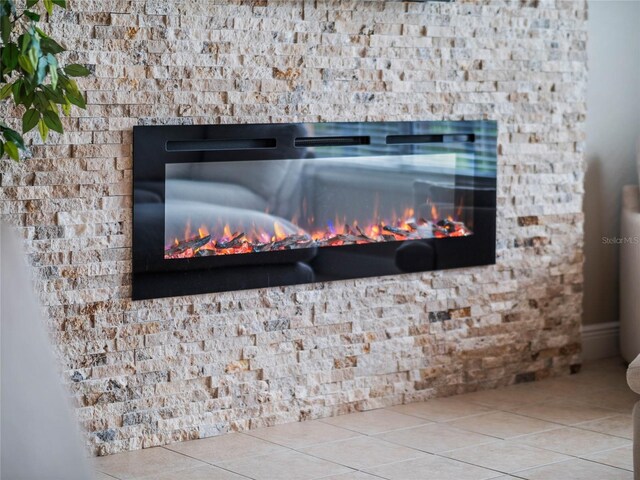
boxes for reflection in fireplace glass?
[164,153,474,259]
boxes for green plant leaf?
[59,74,80,95]
[61,98,71,116]
[4,140,19,161]
[43,0,53,15]
[22,108,40,133]
[47,53,58,89]
[3,127,26,150]
[24,10,40,21]
[20,32,30,54]
[1,0,16,15]
[65,89,85,109]
[0,83,12,100]
[64,63,90,77]
[34,26,48,39]
[22,90,35,108]
[28,43,40,70]
[18,54,34,75]
[43,84,65,103]
[41,37,64,54]
[11,79,23,103]
[42,109,63,133]
[37,118,48,141]
[0,0,87,161]
[2,42,19,70]
[34,90,49,109]
[1,13,11,44]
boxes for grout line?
[94,470,121,479]
[290,441,426,473]
[92,365,633,480]
[156,446,255,480]
[381,404,494,423]
[504,438,632,462]
[428,451,515,478]
[508,456,582,476]
[233,430,365,453]
[313,469,388,480]
[578,452,634,473]
[570,424,632,441]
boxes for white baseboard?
[581,321,620,361]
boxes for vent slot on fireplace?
[166,138,277,152]
[294,136,370,148]
[386,134,475,145]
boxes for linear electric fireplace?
[133,120,497,300]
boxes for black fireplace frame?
[133,120,497,300]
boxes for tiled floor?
[93,357,637,480]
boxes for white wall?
[584,0,640,327]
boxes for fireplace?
[133,120,497,300]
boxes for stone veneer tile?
[0,0,587,457]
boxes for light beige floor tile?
[515,458,633,480]
[319,472,381,480]
[575,414,633,439]
[375,422,496,453]
[442,440,570,473]
[525,377,608,398]
[93,447,206,480]
[582,445,634,471]
[387,398,492,422]
[507,399,617,425]
[570,373,628,390]
[364,454,504,480]
[456,385,552,410]
[320,409,429,435]
[577,359,628,384]
[140,464,247,479]
[299,435,426,470]
[93,472,118,480]
[164,432,287,464]
[246,419,359,448]
[575,388,640,414]
[446,411,558,439]
[217,450,352,480]
[513,426,630,456]
[583,357,627,373]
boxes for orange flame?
[184,219,192,241]
[273,222,287,240]
[431,204,439,222]
[166,200,472,259]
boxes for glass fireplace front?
[133,121,497,300]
